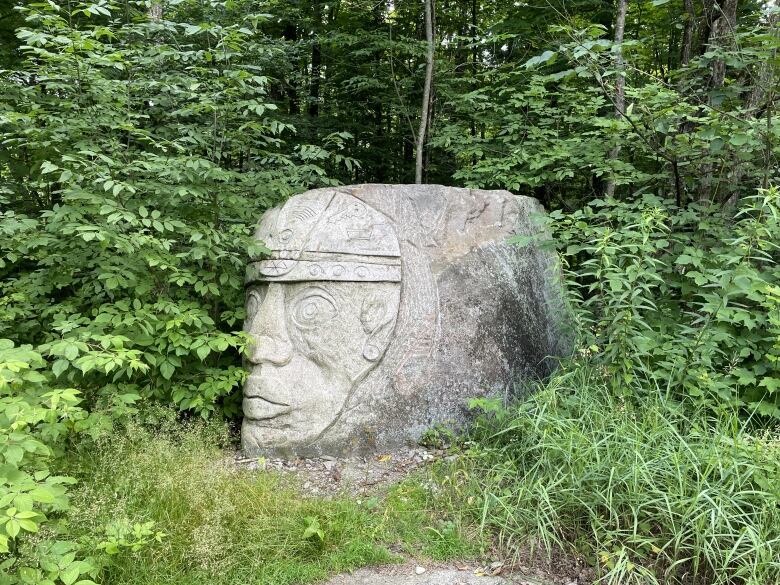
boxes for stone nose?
[249,335,293,366]
[247,284,293,366]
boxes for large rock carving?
[242,184,568,456]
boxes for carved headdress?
[246,191,401,284]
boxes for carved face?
[242,280,400,452]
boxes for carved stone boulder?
[242,184,568,457]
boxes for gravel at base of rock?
[319,562,554,585]
[233,446,444,496]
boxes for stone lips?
[242,184,571,457]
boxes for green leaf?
[4,445,23,466]
[524,50,557,69]
[13,494,32,512]
[6,519,20,538]
[759,377,780,393]
[63,343,79,361]
[30,488,55,504]
[18,567,39,585]
[60,564,81,585]
[52,359,70,378]
[159,361,175,380]
[17,519,37,533]
[302,516,324,541]
[195,345,210,361]
[40,161,58,174]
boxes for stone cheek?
[242,184,569,457]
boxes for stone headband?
[246,254,401,283]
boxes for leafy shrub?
[0,339,101,584]
[453,364,780,584]
[0,2,358,581]
[435,20,780,207]
[535,187,780,418]
[0,1,357,420]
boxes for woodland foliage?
[0,0,779,583]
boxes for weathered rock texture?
[242,184,568,457]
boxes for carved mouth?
[242,396,292,420]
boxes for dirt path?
[320,561,555,585]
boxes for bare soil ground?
[319,561,553,584]
[232,446,440,497]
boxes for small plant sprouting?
[302,516,325,543]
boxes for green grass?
[49,416,480,585]
[435,363,780,585]
[31,361,780,585]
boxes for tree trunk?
[606,0,628,197]
[308,2,322,118]
[699,0,739,202]
[698,0,715,54]
[681,0,695,65]
[708,0,738,91]
[148,2,162,21]
[746,10,779,112]
[282,24,299,115]
[470,0,478,166]
[415,0,434,184]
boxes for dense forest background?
[2,0,778,417]
[1,1,779,583]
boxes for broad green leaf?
[160,361,175,380]
[52,359,70,378]
[60,564,81,585]
[4,446,23,466]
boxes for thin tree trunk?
[726,10,778,203]
[606,0,628,197]
[148,2,162,20]
[708,0,738,91]
[282,24,299,115]
[374,1,386,182]
[470,0,478,166]
[681,0,695,65]
[746,10,779,111]
[699,0,716,54]
[308,2,322,117]
[415,0,434,184]
[308,41,321,117]
[699,0,739,202]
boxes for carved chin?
[242,356,350,450]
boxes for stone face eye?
[292,292,337,328]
